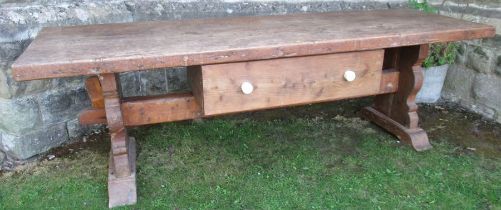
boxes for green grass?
[1,103,500,209]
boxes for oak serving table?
[12,9,495,208]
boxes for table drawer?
[189,50,384,116]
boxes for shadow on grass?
[1,99,500,209]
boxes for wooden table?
[12,9,494,208]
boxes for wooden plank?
[98,73,138,207]
[383,48,400,70]
[374,44,428,128]
[79,108,107,124]
[121,93,202,126]
[12,9,495,81]
[367,44,432,151]
[85,76,105,109]
[380,69,399,94]
[99,74,132,179]
[108,137,137,208]
[79,93,202,126]
[187,66,204,110]
[361,107,432,151]
[200,50,384,116]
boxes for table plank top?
[12,9,495,81]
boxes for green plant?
[423,42,459,68]
[408,0,438,13]
[408,0,459,68]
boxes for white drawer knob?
[343,70,356,82]
[241,81,254,95]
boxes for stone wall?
[0,0,407,165]
[428,0,501,123]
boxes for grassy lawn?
[1,100,500,209]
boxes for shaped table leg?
[99,73,137,208]
[362,44,432,151]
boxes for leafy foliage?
[408,0,438,13]
[423,42,459,68]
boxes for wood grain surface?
[198,50,384,115]
[12,9,494,81]
[79,68,399,126]
[365,44,433,151]
[121,93,202,125]
[99,73,132,178]
[85,76,105,109]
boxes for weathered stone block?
[0,123,68,159]
[119,72,141,97]
[51,76,85,89]
[469,103,497,120]
[0,1,133,43]
[0,40,53,99]
[66,118,103,140]
[38,87,90,125]
[166,67,189,92]
[139,69,167,96]
[0,40,28,64]
[495,54,501,76]
[482,35,501,48]
[0,67,10,99]
[124,0,403,22]
[455,42,469,65]
[0,67,53,99]
[472,74,501,112]
[0,96,40,134]
[442,64,476,103]
[10,76,52,98]
[0,150,5,166]
[466,46,495,73]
